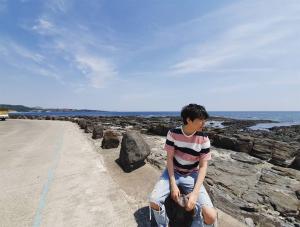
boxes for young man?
[148,104,217,227]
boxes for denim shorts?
[148,167,214,227]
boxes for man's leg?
[148,168,175,227]
[201,205,218,225]
[150,202,160,211]
[178,171,217,226]
[194,183,217,226]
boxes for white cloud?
[31,18,58,35]
[45,0,70,13]
[0,39,63,82]
[75,55,117,88]
[28,12,119,90]
[166,0,300,75]
[9,41,44,63]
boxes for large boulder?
[92,124,104,139]
[101,130,120,149]
[119,130,151,172]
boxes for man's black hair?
[181,103,209,125]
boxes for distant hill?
[0,104,35,112]
[0,104,107,113]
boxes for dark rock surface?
[119,130,151,172]
[92,124,104,139]
[101,130,120,149]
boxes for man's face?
[187,118,205,131]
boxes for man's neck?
[182,125,196,136]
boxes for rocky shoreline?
[9,114,300,226]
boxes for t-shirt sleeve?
[199,136,212,161]
[164,130,175,155]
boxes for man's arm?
[193,159,208,194]
[167,150,177,188]
[164,130,180,201]
[193,136,211,193]
[164,130,176,185]
[186,136,211,211]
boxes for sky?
[1,0,300,111]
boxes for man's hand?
[170,183,180,203]
[185,191,198,211]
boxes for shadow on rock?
[115,158,146,173]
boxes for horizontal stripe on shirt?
[173,157,199,170]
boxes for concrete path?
[0,119,136,227]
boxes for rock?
[269,165,300,184]
[291,153,300,170]
[241,190,264,205]
[250,138,274,161]
[211,133,254,153]
[244,217,255,227]
[269,142,298,167]
[230,152,263,165]
[71,118,79,123]
[266,190,299,217]
[147,124,171,136]
[221,119,275,129]
[119,130,151,172]
[296,190,300,200]
[205,148,300,226]
[211,134,237,150]
[270,125,300,142]
[233,134,254,153]
[259,168,285,185]
[206,157,260,198]
[101,130,120,149]
[92,124,104,139]
[84,121,94,133]
[78,119,87,129]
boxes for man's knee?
[150,202,160,211]
[202,207,217,225]
[148,192,161,211]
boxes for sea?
[10,111,300,130]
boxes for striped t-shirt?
[164,125,211,174]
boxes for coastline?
[4,115,300,226]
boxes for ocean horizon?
[10,111,300,128]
